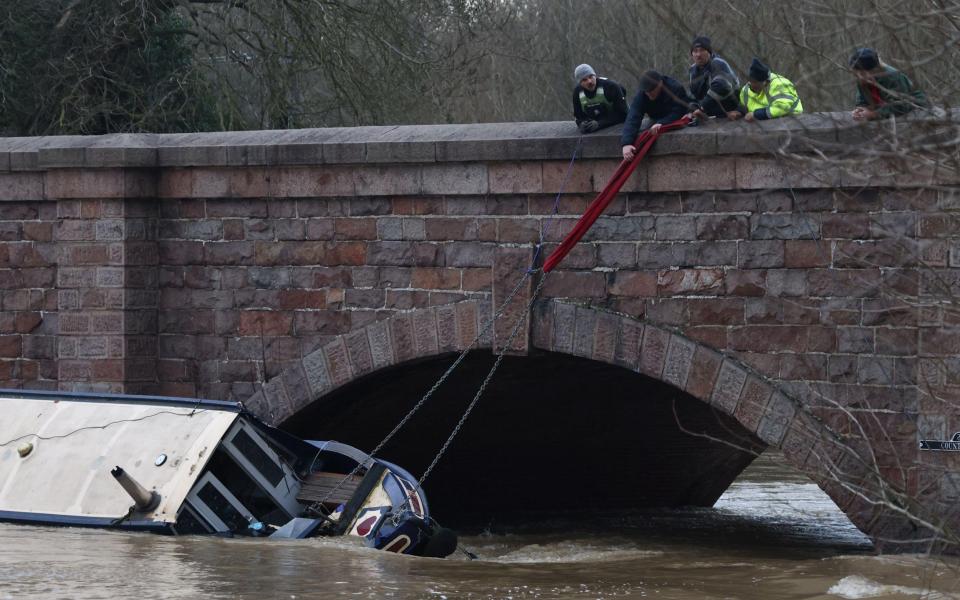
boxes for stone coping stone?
[0,110,955,171]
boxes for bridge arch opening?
[281,350,769,526]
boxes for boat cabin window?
[204,448,288,527]
[230,428,284,487]
[173,505,213,535]
[197,480,250,532]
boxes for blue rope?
[528,135,583,273]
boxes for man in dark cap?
[620,70,694,160]
[732,58,803,122]
[688,35,739,112]
[571,63,628,134]
[849,48,928,121]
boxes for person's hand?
[622,145,636,161]
[649,123,663,134]
[691,109,708,121]
[744,111,756,123]
[726,111,742,121]
[852,107,877,121]
[578,120,599,133]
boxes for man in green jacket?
[850,48,928,121]
[731,58,803,122]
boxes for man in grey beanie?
[572,63,628,133]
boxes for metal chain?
[416,272,549,487]
[308,267,537,513]
[385,272,549,523]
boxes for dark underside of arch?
[282,351,767,526]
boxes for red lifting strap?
[542,116,691,273]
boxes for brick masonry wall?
[1,114,959,551]
[0,199,57,386]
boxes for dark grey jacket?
[688,55,739,102]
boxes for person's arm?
[572,88,587,125]
[653,80,693,125]
[765,83,801,119]
[653,107,688,125]
[596,80,628,127]
[875,72,922,118]
[854,81,868,108]
[620,92,647,146]
[697,96,719,118]
[730,86,748,118]
[716,57,740,89]
[688,65,701,99]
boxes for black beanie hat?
[691,36,712,53]
[639,69,663,92]
[748,58,771,82]
[849,48,879,71]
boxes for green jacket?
[855,65,928,118]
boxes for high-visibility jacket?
[579,83,613,114]
[572,77,628,127]
[739,72,803,120]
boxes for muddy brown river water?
[1,452,957,599]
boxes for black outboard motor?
[421,525,458,558]
[372,512,458,558]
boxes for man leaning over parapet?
[731,58,803,122]
[688,36,739,118]
[572,64,628,134]
[620,70,694,160]
[849,48,928,121]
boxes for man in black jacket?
[572,64,628,133]
[688,36,739,116]
[620,70,693,160]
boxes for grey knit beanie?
[574,64,596,82]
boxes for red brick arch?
[529,299,800,448]
[249,298,910,551]
[250,297,802,464]
[528,300,906,549]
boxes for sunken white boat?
[0,389,456,557]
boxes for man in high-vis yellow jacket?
[729,58,803,122]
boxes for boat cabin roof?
[0,388,243,525]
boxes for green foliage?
[0,0,217,135]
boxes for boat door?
[175,418,304,535]
[184,472,256,533]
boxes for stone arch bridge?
[0,112,958,552]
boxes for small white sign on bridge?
[920,432,960,451]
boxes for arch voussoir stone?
[529,301,876,521]
[532,300,794,451]
[245,299,490,424]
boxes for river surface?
[1,452,957,599]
